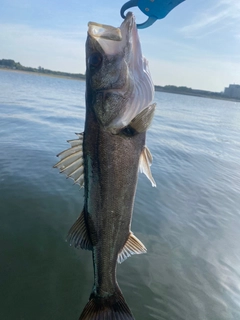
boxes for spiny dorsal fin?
[130,103,156,133]
[53,133,84,187]
[67,210,92,250]
[139,146,156,187]
[117,232,147,264]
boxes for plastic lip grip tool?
[121,0,185,29]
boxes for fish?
[54,12,156,320]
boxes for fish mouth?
[88,22,122,42]
[88,12,136,56]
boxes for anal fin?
[67,210,92,250]
[139,146,156,187]
[117,232,147,264]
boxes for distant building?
[224,84,240,99]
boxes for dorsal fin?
[139,146,156,187]
[117,232,147,264]
[53,133,84,187]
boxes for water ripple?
[1,71,240,320]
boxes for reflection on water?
[1,70,240,320]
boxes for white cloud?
[0,23,86,73]
[141,0,240,90]
[1,4,240,93]
[150,56,240,92]
[179,0,240,38]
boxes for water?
[1,69,240,320]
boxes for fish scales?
[84,106,145,296]
[54,12,156,320]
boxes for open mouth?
[88,22,122,41]
[88,13,135,56]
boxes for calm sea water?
[1,70,240,320]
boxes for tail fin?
[79,291,135,320]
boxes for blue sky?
[0,0,239,91]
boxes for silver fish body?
[54,12,156,320]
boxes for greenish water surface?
[1,70,240,320]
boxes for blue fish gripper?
[121,0,185,29]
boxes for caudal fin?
[79,291,135,320]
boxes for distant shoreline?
[1,67,239,103]
[154,87,240,103]
[0,67,84,81]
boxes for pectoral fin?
[117,232,147,264]
[139,146,156,187]
[53,133,84,187]
[67,210,92,250]
[130,103,156,133]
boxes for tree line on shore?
[1,58,238,101]
[0,59,85,80]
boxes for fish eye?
[121,125,137,137]
[88,52,102,69]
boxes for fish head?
[86,12,154,133]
